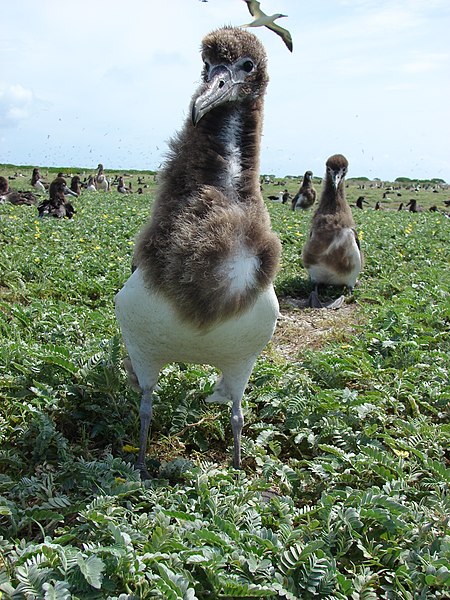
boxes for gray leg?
[307,284,323,308]
[219,358,258,469]
[136,387,154,479]
[308,283,345,310]
[231,398,244,469]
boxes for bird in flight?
[241,0,293,52]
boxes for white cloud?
[0,83,34,128]
[401,52,450,73]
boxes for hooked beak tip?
[191,105,199,127]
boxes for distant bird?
[0,176,8,195]
[282,189,290,204]
[70,176,82,196]
[31,168,47,194]
[115,26,281,477]
[117,176,129,193]
[268,191,283,202]
[355,196,369,209]
[62,181,78,199]
[302,154,363,309]
[1,190,37,205]
[95,163,109,191]
[292,171,316,210]
[374,201,382,210]
[241,0,293,52]
[406,198,423,213]
[86,176,97,192]
[398,202,404,211]
[0,176,36,205]
[38,177,75,218]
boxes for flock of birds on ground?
[0,163,150,218]
[1,19,449,475]
[265,176,450,215]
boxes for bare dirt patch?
[270,296,363,360]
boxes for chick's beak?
[192,65,238,126]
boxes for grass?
[0,164,449,599]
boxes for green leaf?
[43,580,71,600]
[76,554,105,589]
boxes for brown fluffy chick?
[292,170,316,210]
[115,27,281,477]
[302,154,363,308]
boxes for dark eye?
[203,61,210,72]
[242,60,254,73]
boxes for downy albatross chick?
[95,163,109,191]
[38,177,75,218]
[115,27,281,477]
[292,170,316,210]
[302,154,363,309]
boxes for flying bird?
[302,154,363,309]
[115,27,281,478]
[241,0,293,52]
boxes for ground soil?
[270,295,362,360]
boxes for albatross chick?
[115,27,281,477]
[292,170,316,210]
[302,154,363,309]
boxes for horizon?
[2,162,447,185]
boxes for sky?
[1,0,449,182]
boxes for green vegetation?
[1,165,449,598]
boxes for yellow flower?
[122,444,139,454]
[393,448,409,458]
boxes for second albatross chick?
[292,170,316,210]
[302,154,363,309]
[115,27,281,476]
